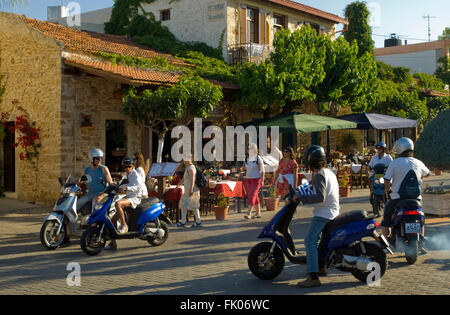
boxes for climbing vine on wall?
[104,0,223,60]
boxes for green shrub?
[415,109,450,170]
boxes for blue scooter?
[370,163,388,217]
[248,184,393,283]
[80,180,171,256]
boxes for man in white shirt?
[369,142,393,175]
[381,138,430,250]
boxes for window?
[246,7,258,43]
[308,22,320,35]
[273,14,285,33]
[160,9,170,21]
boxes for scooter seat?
[324,210,371,233]
[395,199,422,210]
[136,197,160,212]
[127,198,161,231]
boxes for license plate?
[405,222,421,234]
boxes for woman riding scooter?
[292,145,340,288]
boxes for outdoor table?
[164,186,183,222]
[209,180,246,212]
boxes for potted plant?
[264,185,279,211]
[338,170,350,197]
[214,193,229,220]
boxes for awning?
[253,112,357,133]
[337,113,417,130]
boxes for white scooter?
[40,176,91,250]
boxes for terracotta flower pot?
[339,186,350,198]
[264,198,279,211]
[214,206,229,220]
[434,168,442,176]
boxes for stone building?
[0,12,237,204]
[47,0,348,63]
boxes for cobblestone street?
[0,175,449,295]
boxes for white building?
[374,39,450,75]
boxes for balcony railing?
[227,42,272,65]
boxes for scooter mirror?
[58,177,64,185]
[80,175,88,182]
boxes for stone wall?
[0,13,63,204]
[60,72,142,179]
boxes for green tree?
[313,36,377,113]
[122,75,223,162]
[235,61,280,118]
[270,26,327,111]
[343,1,374,57]
[435,56,450,85]
[438,27,450,40]
[237,26,377,116]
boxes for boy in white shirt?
[293,145,340,288]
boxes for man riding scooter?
[380,137,430,254]
[368,142,392,204]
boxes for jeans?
[305,216,331,274]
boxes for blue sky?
[2,0,449,48]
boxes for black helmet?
[304,145,326,169]
[122,157,134,166]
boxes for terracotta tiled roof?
[63,53,181,86]
[264,0,348,25]
[20,15,189,67]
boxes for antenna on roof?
[423,15,436,42]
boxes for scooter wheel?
[248,242,285,280]
[80,226,106,256]
[405,235,418,264]
[40,220,66,250]
[146,221,169,246]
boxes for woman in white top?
[242,143,265,219]
[176,154,202,228]
[133,152,148,197]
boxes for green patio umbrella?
[257,112,357,133]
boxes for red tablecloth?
[213,181,246,198]
[165,187,183,202]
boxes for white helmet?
[393,137,414,155]
[88,148,104,161]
